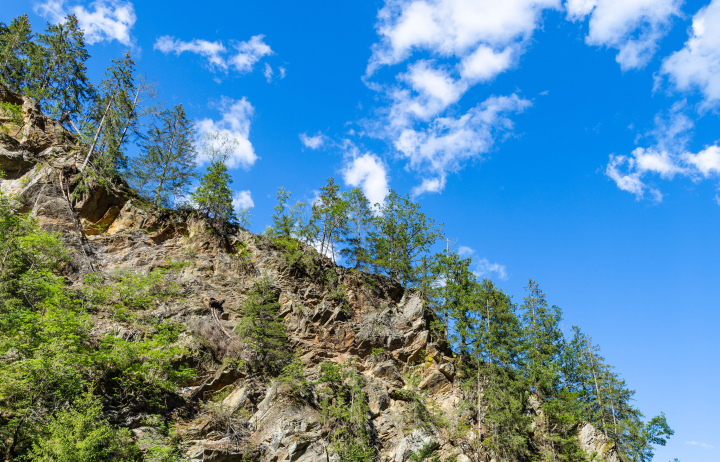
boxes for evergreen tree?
[340,187,375,270]
[191,132,237,231]
[80,52,137,175]
[520,279,563,399]
[0,15,35,92]
[270,187,305,239]
[311,177,348,262]
[235,279,290,374]
[369,190,443,287]
[129,104,197,207]
[35,15,92,118]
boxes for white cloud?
[263,63,274,82]
[196,97,258,170]
[661,0,720,105]
[686,441,714,449]
[683,145,720,178]
[606,133,720,202]
[154,36,226,69]
[154,34,273,75]
[566,0,682,70]
[473,258,508,280]
[299,132,327,150]
[393,94,531,195]
[35,0,136,45]
[229,34,273,73]
[458,245,475,257]
[341,152,390,206]
[460,45,516,82]
[279,66,287,79]
[368,0,559,74]
[232,190,254,211]
[364,0,554,194]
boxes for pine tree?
[80,52,137,175]
[311,177,348,261]
[520,279,563,399]
[369,190,443,287]
[340,187,375,270]
[129,104,197,207]
[0,15,35,92]
[468,280,530,460]
[235,279,290,374]
[191,132,237,231]
[35,15,92,119]
[270,187,305,239]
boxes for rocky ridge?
[0,84,620,462]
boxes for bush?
[29,390,140,462]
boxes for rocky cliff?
[0,85,621,462]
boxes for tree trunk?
[79,85,117,172]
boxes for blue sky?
[2,0,719,459]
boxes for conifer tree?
[35,15,92,118]
[369,190,443,287]
[129,104,197,207]
[0,15,35,92]
[80,52,137,175]
[191,132,237,231]
[270,187,305,239]
[520,279,563,399]
[235,279,290,374]
[340,187,375,269]
[311,177,348,261]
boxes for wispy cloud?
[686,441,714,449]
[299,132,327,150]
[35,0,136,45]
[566,0,682,70]
[473,258,508,281]
[154,34,274,75]
[605,102,720,202]
[362,0,552,194]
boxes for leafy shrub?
[29,390,140,462]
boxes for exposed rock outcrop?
[0,84,623,462]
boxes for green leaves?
[234,278,290,374]
[29,390,140,462]
[370,189,443,287]
[191,132,238,232]
[129,104,197,207]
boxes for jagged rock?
[578,422,622,462]
[0,85,623,462]
[418,369,453,395]
[392,429,439,462]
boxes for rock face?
[0,85,623,462]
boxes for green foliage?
[34,15,93,118]
[408,443,441,462]
[316,361,375,462]
[308,177,348,262]
[340,187,375,269]
[270,187,305,238]
[191,131,238,232]
[0,15,36,92]
[29,390,140,462]
[235,278,290,374]
[275,359,312,404]
[0,100,22,134]
[369,189,443,287]
[129,104,197,207]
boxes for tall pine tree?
[129,104,197,207]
